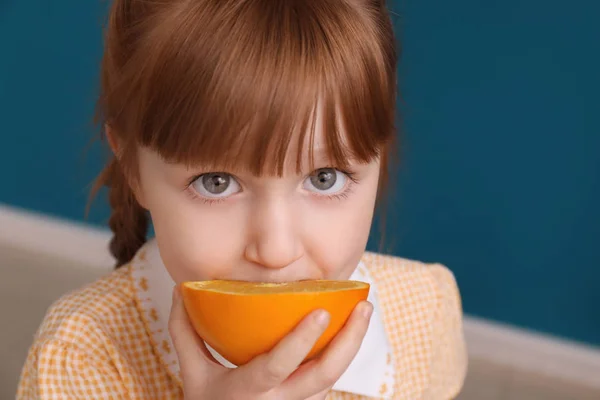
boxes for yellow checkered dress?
[17,252,467,399]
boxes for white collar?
[130,239,395,398]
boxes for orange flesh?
[183,280,369,294]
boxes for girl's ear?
[105,124,120,156]
[103,124,148,209]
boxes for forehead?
[261,106,352,174]
[140,69,388,178]
[159,102,358,176]
[190,112,353,176]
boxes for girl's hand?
[169,286,373,400]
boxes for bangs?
[101,0,397,176]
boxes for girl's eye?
[303,168,348,194]
[191,172,241,198]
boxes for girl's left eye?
[302,168,348,194]
[190,172,241,199]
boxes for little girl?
[18,0,466,399]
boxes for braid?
[92,157,148,268]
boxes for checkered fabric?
[17,252,466,399]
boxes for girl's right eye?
[190,172,241,199]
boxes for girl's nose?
[244,198,303,269]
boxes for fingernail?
[315,310,330,326]
[361,303,373,319]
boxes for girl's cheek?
[168,216,245,280]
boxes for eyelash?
[184,169,358,205]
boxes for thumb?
[168,285,219,374]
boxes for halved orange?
[181,280,370,366]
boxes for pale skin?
[109,119,381,399]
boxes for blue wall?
[1,1,599,346]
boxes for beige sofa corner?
[0,244,111,399]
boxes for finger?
[232,309,331,393]
[305,388,330,400]
[168,285,221,374]
[279,301,373,398]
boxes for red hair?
[92,0,399,267]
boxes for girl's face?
[134,126,381,284]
